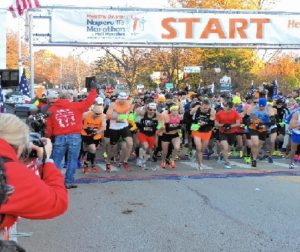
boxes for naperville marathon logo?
[127,15,146,35]
[86,14,146,38]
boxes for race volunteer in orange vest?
[81,105,106,174]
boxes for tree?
[94,48,150,91]
[171,0,277,9]
[6,31,29,69]
[34,50,92,90]
[257,54,300,93]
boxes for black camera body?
[29,133,44,158]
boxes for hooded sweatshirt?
[0,138,68,230]
[46,88,97,137]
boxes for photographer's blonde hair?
[0,114,30,148]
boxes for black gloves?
[256,123,264,130]
[223,124,231,131]
[85,127,97,135]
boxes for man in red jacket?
[46,87,97,189]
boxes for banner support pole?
[28,13,35,98]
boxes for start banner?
[50,8,300,47]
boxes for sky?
[1,0,300,63]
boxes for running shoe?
[136,158,143,167]
[170,160,176,169]
[251,160,257,168]
[122,162,130,172]
[239,151,244,158]
[243,156,251,164]
[289,162,295,169]
[151,154,158,162]
[268,156,273,163]
[103,152,108,158]
[105,164,111,173]
[92,166,100,173]
[82,161,89,174]
[160,160,166,169]
[224,162,232,169]
[273,150,283,157]
[217,154,224,163]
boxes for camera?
[29,133,44,158]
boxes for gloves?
[256,123,264,130]
[85,127,93,134]
[128,113,136,122]
[156,122,163,130]
[85,127,97,135]
[191,123,200,131]
[223,124,231,131]
[118,114,128,121]
[279,121,285,127]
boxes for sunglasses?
[94,113,102,116]
[148,109,156,112]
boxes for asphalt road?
[17,158,300,252]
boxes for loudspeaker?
[85,76,96,91]
[0,69,19,88]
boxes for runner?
[81,105,106,174]
[160,104,182,169]
[215,99,241,169]
[136,102,159,169]
[106,92,133,172]
[247,97,276,167]
[288,109,300,169]
[190,99,215,170]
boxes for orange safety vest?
[81,111,103,140]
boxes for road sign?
[165,83,174,90]
[183,66,202,73]
[220,75,232,93]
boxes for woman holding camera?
[0,114,68,238]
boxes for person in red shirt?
[46,87,97,188]
[0,114,68,239]
[215,100,241,169]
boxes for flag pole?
[28,12,34,98]
[18,16,23,83]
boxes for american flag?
[19,70,30,97]
[272,79,278,99]
[9,0,41,18]
[0,77,4,113]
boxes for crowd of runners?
[24,85,300,186]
